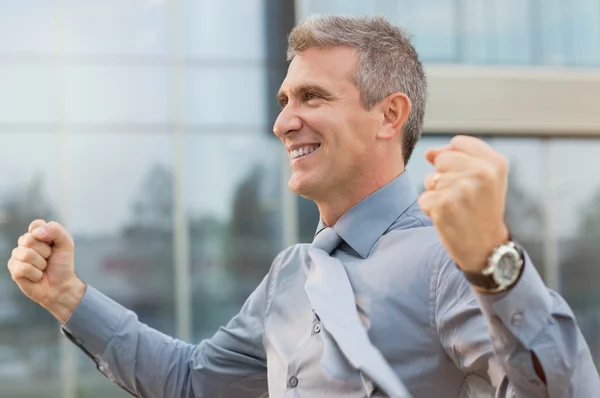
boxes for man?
[6,15,599,398]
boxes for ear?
[375,92,412,141]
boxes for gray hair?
[287,15,427,165]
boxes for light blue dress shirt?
[62,173,600,397]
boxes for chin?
[288,175,317,199]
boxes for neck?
[316,165,405,226]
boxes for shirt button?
[313,323,322,333]
[511,311,523,326]
[288,376,298,388]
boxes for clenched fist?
[7,219,85,324]
[418,135,510,273]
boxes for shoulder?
[273,243,310,267]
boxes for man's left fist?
[418,135,510,273]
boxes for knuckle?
[439,195,455,213]
[15,247,29,262]
[473,166,492,182]
[11,262,24,280]
[496,156,509,175]
[457,179,475,196]
[435,152,451,169]
[22,233,35,247]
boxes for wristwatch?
[461,240,524,293]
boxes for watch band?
[462,268,501,290]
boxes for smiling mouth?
[289,144,321,160]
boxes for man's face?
[274,47,381,200]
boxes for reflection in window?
[550,138,600,366]
[184,67,266,127]
[68,133,173,397]
[186,133,283,340]
[181,0,266,60]
[67,65,169,125]
[64,0,170,55]
[0,134,61,397]
[0,0,56,53]
[0,65,59,124]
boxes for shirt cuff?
[61,285,128,357]
[473,251,553,349]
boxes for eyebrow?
[276,84,337,106]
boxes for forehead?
[280,47,358,93]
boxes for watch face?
[494,251,521,285]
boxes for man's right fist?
[7,219,86,324]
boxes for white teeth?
[290,144,320,159]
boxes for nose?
[273,105,302,139]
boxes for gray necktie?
[305,227,411,398]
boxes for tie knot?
[311,227,343,254]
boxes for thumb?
[32,221,74,251]
[28,219,47,233]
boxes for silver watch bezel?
[481,241,523,292]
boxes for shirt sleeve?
[434,248,600,398]
[62,258,278,398]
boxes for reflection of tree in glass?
[0,172,57,327]
[188,165,279,337]
[0,172,57,375]
[120,163,175,335]
[560,187,600,365]
[226,165,279,301]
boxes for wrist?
[47,278,87,325]
[462,240,525,294]
[461,224,510,272]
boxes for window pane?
[550,138,600,367]
[410,0,458,62]
[540,0,570,65]
[181,0,266,60]
[64,0,170,55]
[68,133,174,396]
[0,65,59,124]
[0,1,56,53]
[184,67,266,126]
[302,0,378,15]
[490,0,534,64]
[186,133,283,339]
[461,0,491,64]
[0,133,61,397]
[67,65,170,124]
[570,0,600,66]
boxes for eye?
[304,91,321,102]
[278,98,288,109]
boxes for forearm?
[475,255,600,397]
[62,286,196,397]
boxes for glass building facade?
[0,1,598,396]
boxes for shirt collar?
[314,172,418,259]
